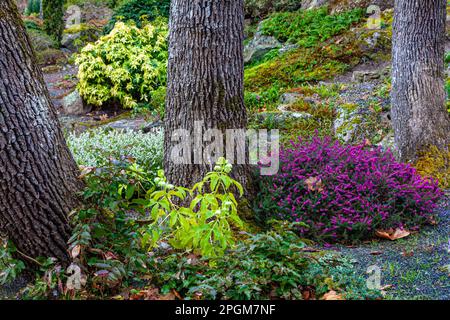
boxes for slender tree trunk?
[0,0,82,263]
[391,0,450,161]
[164,0,252,192]
[40,0,44,20]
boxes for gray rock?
[301,0,329,10]
[290,112,313,119]
[279,92,303,105]
[377,132,395,152]
[244,21,281,64]
[277,104,314,119]
[352,70,382,83]
[142,121,163,133]
[279,43,299,55]
[61,33,81,52]
[364,31,381,49]
[277,104,290,112]
[255,111,313,127]
[334,105,361,143]
[104,119,149,131]
[61,90,91,115]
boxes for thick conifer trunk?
[391,0,450,161]
[0,0,81,263]
[164,0,252,191]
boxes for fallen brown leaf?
[302,290,312,300]
[71,245,81,259]
[159,292,176,300]
[323,290,344,300]
[428,216,438,225]
[172,289,183,300]
[380,284,393,291]
[78,166,95,179]
[301,286,315,300]
[305,176,324,192]
[375,228,410,241]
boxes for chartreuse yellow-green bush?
[75,20,168,110]
[415,146,450,189]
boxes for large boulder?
[61,90,91,115]
[244,21,281,64]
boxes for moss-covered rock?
[330,0,393,13]
[244,0,303,19]
[244,22,281,64]
[62,23,102,52]
[35,48,67,66]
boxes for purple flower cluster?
[255,136,443,242]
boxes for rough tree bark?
[164,0,252,192]
[391,0,450,161]
[0,0,82,263]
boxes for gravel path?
[329,193,450,300]
[43,64,78,110]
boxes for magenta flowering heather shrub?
[254,136,443,242]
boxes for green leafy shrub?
[67,128,163,173]
[0,241,25,286]
[75,20,168,110]
[260,7,364,47]
[20,159,243,298]
[140,158,245,258]
[104,0,171,34]
[149,221,382,300]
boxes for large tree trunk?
[0,0,81,263]
[391,0,450,161]
[164,0,252,192]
